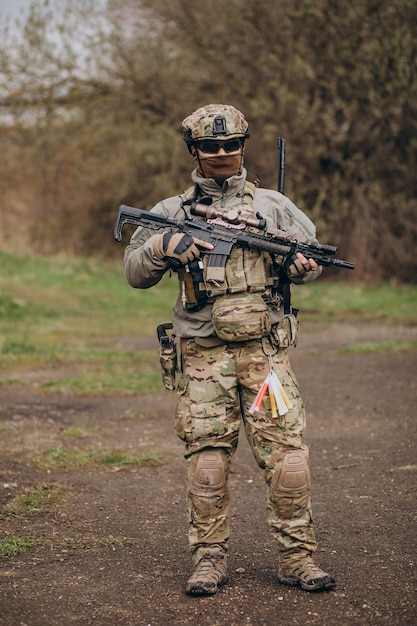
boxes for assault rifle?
[114,202,354,310]
[114,202,354,270]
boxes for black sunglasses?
[195,139,243,154]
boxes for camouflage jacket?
[124,168,321,339]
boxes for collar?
[191,168,248,203]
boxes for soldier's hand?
[152,232,213,265]
[287,252,319,277]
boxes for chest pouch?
[211,292,272,342]
[204,246,268,297]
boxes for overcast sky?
[0,0,31,23]
[0,1,106,32]
[0,0,34,35]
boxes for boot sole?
[278,574,335,592]
[186,575,229,596]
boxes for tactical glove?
[285,252,319,277]
[152,232,210,266]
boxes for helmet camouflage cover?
[182,104,250,147]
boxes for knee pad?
[190,449,227,498]
[271,449,310,498]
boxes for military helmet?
[182,104,250,150]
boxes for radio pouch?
[157,323,178,391]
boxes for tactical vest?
[179,182,282,314]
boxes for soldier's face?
[193,144,244,183]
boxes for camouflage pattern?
[211,292,271,342]
[270,313,299,348]
[278,552,335,591]
[175,337,317,564]
[159,343,177,391]
[122,133,327,579]
[202,241,270,297]
[183,181,273,305]
[186,545,228,595]
[182,104,249,142]
[124,167,321,340]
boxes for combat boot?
[186,546,228,596]
[278,553,335,592]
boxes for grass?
[292,282,417,323]
[0,251,178,337]
[63,427,87,438]
[0,537,35,559]
[0,483,63,516]
[342,339,417,354]
[0,250,178,393]
[0,535,143,561]
[37,351,162,395]
[0,250,416,394]
[33,444,171,471]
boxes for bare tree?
[0,0,415,281]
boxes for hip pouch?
[159,344,177,391]
[270,313,300,348]
[157,322,178,391]
[212,292,272,342]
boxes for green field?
[1,251,416,394]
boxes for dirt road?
[0,322,416,625]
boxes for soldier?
[124,104,335,596]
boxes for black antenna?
[277,137,286,194]
[276,137,293,315]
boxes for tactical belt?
[180,336,227,351]
[181,334,272,350]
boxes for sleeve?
[123,201,172,289]
[280,196,318,243]
[260,190,323,285]
[281,197,323,284]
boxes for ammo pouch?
[270,313,299,348]
[211,292,272,342]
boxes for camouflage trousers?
[175,337,317,564]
